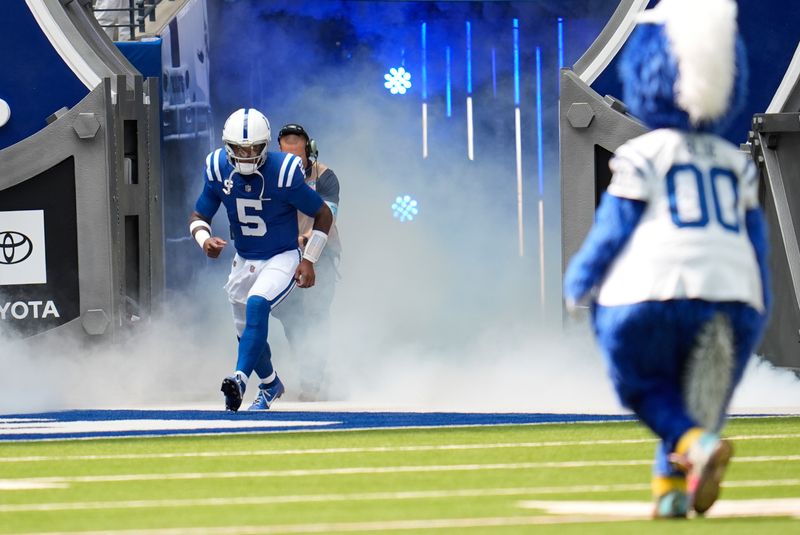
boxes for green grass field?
[1,416,798,533]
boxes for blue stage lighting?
[391,195,419,222]
[384,67,412,95]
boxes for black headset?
[277,123,318,161]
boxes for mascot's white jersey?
[598,128,764,311]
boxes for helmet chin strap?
[236,162,259,175]
[254,169,267,199]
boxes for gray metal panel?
[560,70,647,275]
[105,73,164,328]
[751,121,800,370]
[0,84,114,339]
[1,2,163,342]
[145,76,165,309]
[750,89,800,370]
[747,35,800,369]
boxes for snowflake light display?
[384,67,412,95]
[392,195,419,222]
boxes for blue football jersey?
[194,149,324,260]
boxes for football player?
[189,108,333,411]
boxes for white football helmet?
[222,108,271,175]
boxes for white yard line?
[0,419,337,436]
[2,455,799,486]
[0,461,656,484]
[2,433,798,464]
[10,515,624,535]
[0,484,650,512]
[518,498,800,519]
[2,479,799,513]
[0,439,656,463]
[0,480,68,490]
[16,497,800,535]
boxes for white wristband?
[194,229,211,248]
[302,230,328,263]
[190,220,212,248]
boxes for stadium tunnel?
[2,0,800,377]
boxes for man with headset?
[273,123,342,400]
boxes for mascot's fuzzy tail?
[684,314,735,431]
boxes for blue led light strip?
[466,22,472,95]
[421,22,427,102]
[491,48,497,98]
[467,21,474,160]
[557,17,564,92]
[536,46,544,197]
[446,46,452,117]
[513,18,520,106]
[513,19,523,256]
[557,17,564,71]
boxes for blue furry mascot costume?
[563,0,771,519]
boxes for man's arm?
[282,158,333,287]
[189,152,228,258]
[295,203,333,288]
[189,211,227,258]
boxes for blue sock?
[236,296,271,379]
[253,345,274,380]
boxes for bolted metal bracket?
[82,309,110,335]
[566,102,595,129]
[73,113,100,139]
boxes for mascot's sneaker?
[674,429,733,514]
[247,376,285,411]
[652,490,689,519]
[221,375,246,412]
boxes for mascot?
[563,0,771,519]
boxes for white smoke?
[1,1,797,417]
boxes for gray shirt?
[299,161,341,255]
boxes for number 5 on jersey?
[236,198,267,236]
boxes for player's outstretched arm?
[189,211,227,259]
[563,192,646,308]
[295,203,333,288]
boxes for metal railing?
[92,0,170,41]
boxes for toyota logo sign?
[0,231,33,265]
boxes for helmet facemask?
[224,141,267,175]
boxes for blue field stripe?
[0,411,639,442]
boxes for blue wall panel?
[115,38,162,79]
[0,1,89,150]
